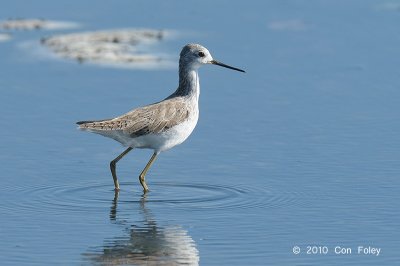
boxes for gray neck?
[171,62,200,99]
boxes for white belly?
[127,111,199,152]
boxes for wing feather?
[77,97,190,137]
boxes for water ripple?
[0,181,311,214]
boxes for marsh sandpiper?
[77,43,245,193]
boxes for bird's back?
[77,96,196,148]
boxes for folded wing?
[77,98,190,138]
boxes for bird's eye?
[198,51,205,57]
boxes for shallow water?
[1,0,400,265]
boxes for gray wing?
[77,98,190,137]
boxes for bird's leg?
[139,152,158,193]
[110,147,133,191]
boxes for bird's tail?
[76,119,111,130]
[76,117,130,131]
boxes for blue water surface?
[0,0,399,265]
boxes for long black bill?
[210,60,245,73]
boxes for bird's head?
[179,43,245,73]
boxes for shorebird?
[77,43,245,193]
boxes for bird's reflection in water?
[83,192,199,265]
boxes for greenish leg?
[110,147,133,191]
[139,152,158,193]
